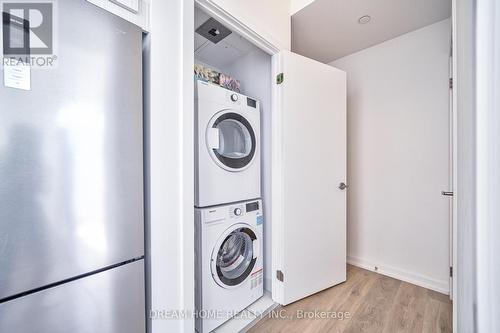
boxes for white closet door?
[272,50,347,305]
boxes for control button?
[234,208,242,216]
[230,94,238,102]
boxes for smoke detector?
[358,15,371,24]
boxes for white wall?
[226,50,273,292]
[290,0,315,14]
[204,0,291,50]
[331,19,452,293]
[146,0,194,332]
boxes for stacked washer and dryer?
[194,80,264,332]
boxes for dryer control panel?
[225,91,242,106]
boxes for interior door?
[272,50,347,305]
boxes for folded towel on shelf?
[194,63,241,93]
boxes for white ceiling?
[292,0,452,63]
[195,7,257,69]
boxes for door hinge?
[449,77,453,89]
[450,266,453,278]
[276,270,284,282]
[276,73,284,85]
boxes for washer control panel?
[228,200,260,218]
[229,204,244,218]
[245,201,259,212]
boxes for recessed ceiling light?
[358,15,371,24]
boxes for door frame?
[450,51,458,306]
[146,0,195,332]
[448,53,457,304]
[195,0,284,304]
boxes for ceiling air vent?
[196,17,232,44]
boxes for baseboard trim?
[347,256,450,295]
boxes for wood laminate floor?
[248,265,452,333]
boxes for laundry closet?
[192,6,274,332]
[191,2,349,331]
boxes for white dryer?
[195,200,264,333]
[195,80,261,207]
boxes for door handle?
[441,191,454,197]
[207,128,220,149]
[253,239,260,259]
[339,182,348,190]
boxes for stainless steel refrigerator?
[0,0,145,332]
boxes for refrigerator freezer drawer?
[0,260,145,333]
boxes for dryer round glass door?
[211,224,258,288]
[206,111,257,171]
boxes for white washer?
[195,80,261,207]
[195,200,264,333]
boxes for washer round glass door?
[206,111,257,171]
[211,224,258,288]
